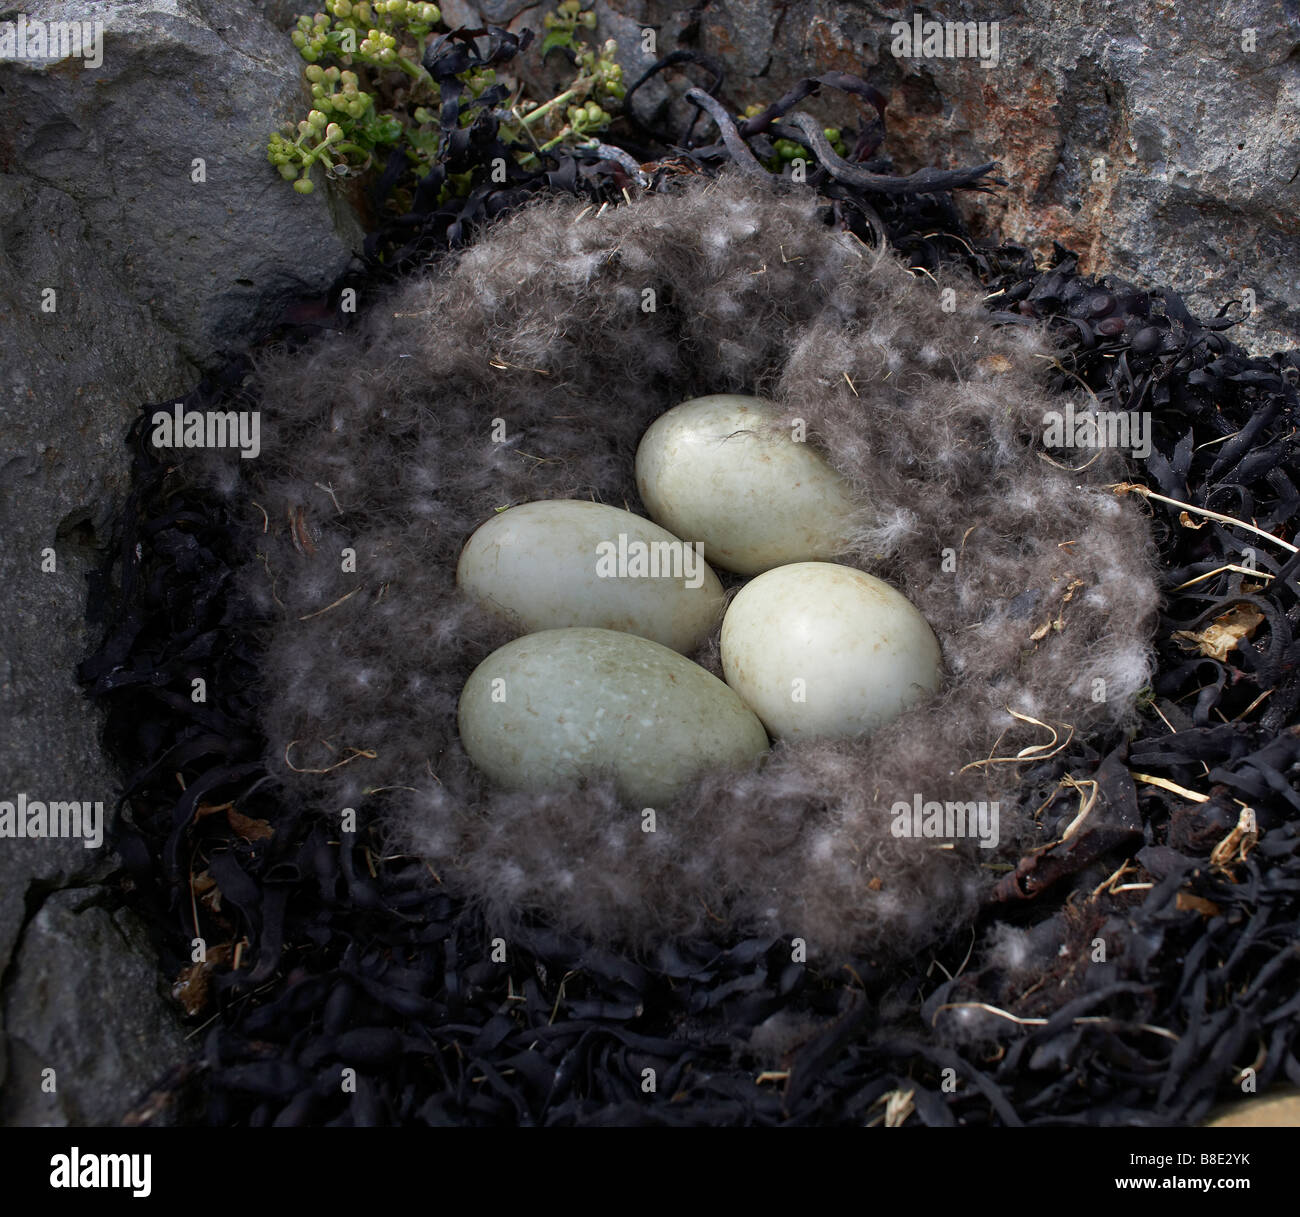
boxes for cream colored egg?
[635,394,858,575]
[456,499,724,653]
[458,628,769,806]
[720,562,942,740]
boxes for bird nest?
[186,174,1158,961]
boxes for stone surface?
[453,0,1300,355]
[0,0,358,1122]
[0,889,191,1125]
[1,0,363,367]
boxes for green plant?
[267,0,626,202]
[736,104,848,173]
[539,0,599,56]
[268,0,442,195]
[509,4,624,163]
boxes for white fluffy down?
[193,175,1160,960]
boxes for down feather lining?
[194,173,1160,960]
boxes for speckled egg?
[456,499,725,653]
[458,627,770,806]
[720,562,943,740]
[634,394,858,575]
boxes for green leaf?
[539,29,572,57]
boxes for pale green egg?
[635,394,858,575]
[457,499,724,653]
[721,562,943,740]
[458,627,769,806]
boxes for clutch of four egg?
[455,396,943,804]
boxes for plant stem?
[520,87,578,127]
[394,53,431,84]
[538,125,573,152]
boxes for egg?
[635,394,858,575]
[456,499,725,653]
[720,562,943,740]
[458,628,769,806]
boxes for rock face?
[443,0,1299,355]
[0,890,193,1125]
[0,0,358,1123]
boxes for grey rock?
[453,0,1299,354]
[1,0,362,367]
[0,889,190,1125]
[470,0,536,23]
[251,0,301,30]
[430,0,540,35]
[592,0,669,125]
[0,0,358,1122]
